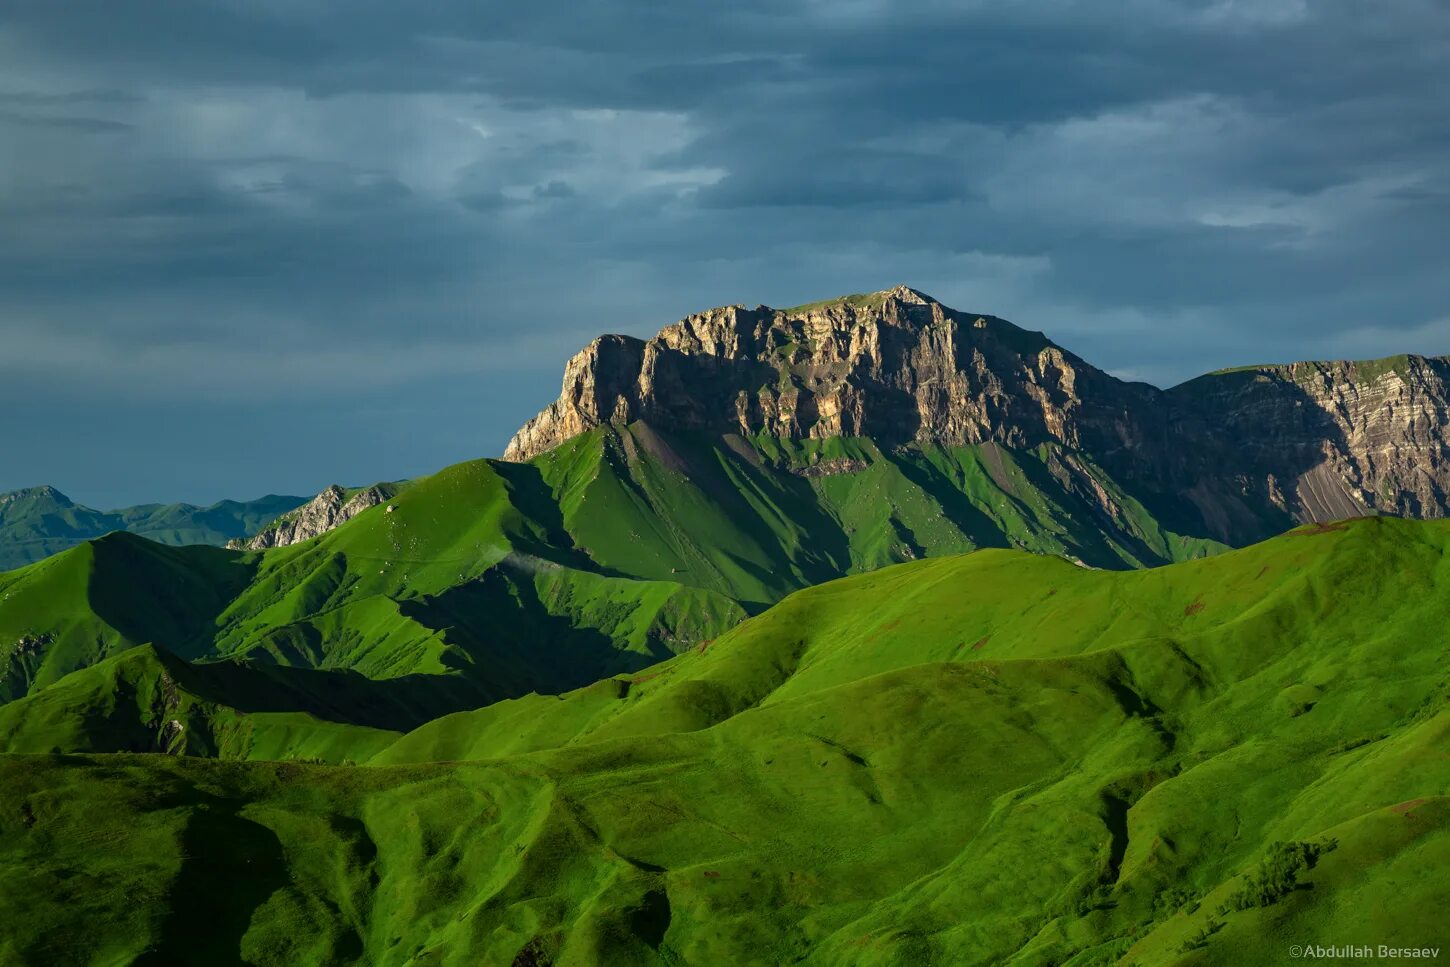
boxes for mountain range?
[1,287,1447,965]
[0,485,308,571]
[510,285,1450,542]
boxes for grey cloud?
[0,88,144,104]
[0,0,1447,505]
[0,110,132,131]
[533,180,575,199]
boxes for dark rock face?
[506,286,1450,543]
[1168,356,1450,525]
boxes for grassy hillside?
[0,517,1445,964]
[0,454,750,713]
[0,642,489,761]
[0,423,1228,712]
[0,486,306,570]
[0,535,257,701]
[535,424,1227,607]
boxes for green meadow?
[1,513,1446,964]
[0,424,1233,717]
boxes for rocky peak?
[503,287,1128,462]
[503,288,1450,542]
[0,486,74,509]
[230,482,401,550]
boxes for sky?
[2,0,1448,508]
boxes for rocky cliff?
[506,286,1450,543]
[507,287,1158,458]
[1168,355,1450,524]
[230,482,402,550]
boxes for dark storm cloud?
[0,0,1447,506]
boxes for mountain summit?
[508,287,1450,544]
[0,485,77,511]
[505,285,1100,461]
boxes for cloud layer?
[2,0,1447,505]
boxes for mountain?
[0,485,308,570]
[2,288,1449,964]
[509,285,1450,545]
[0,461,747,710]
[2,517,1445,964]
[5,287,1450,716]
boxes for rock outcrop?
[506,286,1450,543]
[230,483,401,550]
[507,287,1156,459]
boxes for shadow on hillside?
[488,460,631,577]
[883,449,1011,551]
[87,536,260,659]
[401,563,672,701]
[1149,370,1360,544]
[135,797,299,967]
[661,429,856,589]
[182,655,483,732]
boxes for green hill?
[1,517,1445,964]
[0,423,1233,714]
[0,485,307,570]
[533,424,1229,606]
[0,450,754,712]
[0,644,407,762]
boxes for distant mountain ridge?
[509,285,1450,545]
[0,485,308,571]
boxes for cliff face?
[506,287,1450,543]
[1167,356,1450,523]
[230,483,400,550]
[506,286,1160,462]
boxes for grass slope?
[0,642,490,761]
[0,536,257,701]
[0,646,403,765]
[0,423,1228,715]
[1,517,1445,964]
[0,456,749,715]
[536,424,1227,607]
